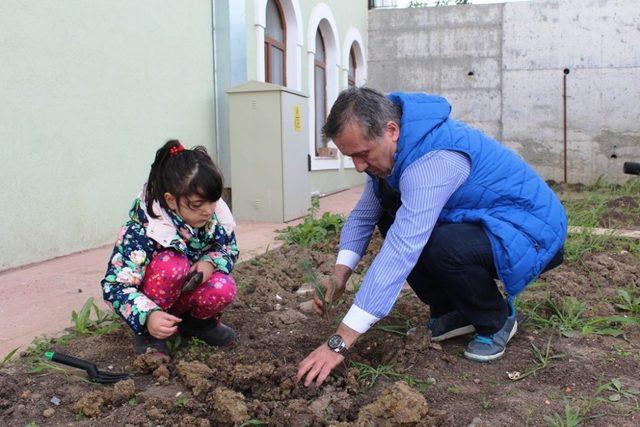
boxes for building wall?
[368,0,640,184]
[0,0,216,270]
[241,0,368,195]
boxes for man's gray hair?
[322,87,401,141]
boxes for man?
[297,87,566,387]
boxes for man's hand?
[147,311,182,339]
[190,260,215,284]
[297,322,360,387]
[297,343,345,387]
[313,264,352,317]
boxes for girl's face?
[164,193,217,228]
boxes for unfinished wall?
[368,0,640,184]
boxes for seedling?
[0,347,19,368]
[277,195,344,247]
[507,338,564,381]
[165,334,182,355]
[298,259,336,320]
[614,288,640,316]
[351,360,431,392]
[71,297,119,337]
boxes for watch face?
[327,334,343,349]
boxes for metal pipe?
[563,68,570,183]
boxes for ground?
[1,182,639,426]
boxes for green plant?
[277,196,344,247]
[174,395,189,408]
[507,338,564,381]
[351,361,431,392]
[482,397,490,411]
[128,397,138,406]
[22,336,70,374]
[520,296,638,337]
[0,347,20,368]
[239,421,267,427]
[71,297,119,336]
[298,259,336,320]
[166,334,182,355]
[183,337,211,361]
[544,397,584,427]
[614,288,640,315]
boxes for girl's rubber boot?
[179,314,235,347]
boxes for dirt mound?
[356,381,431,426]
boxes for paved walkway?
[0,186,363,355]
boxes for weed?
[351,361,431,392]
[277,195,344,247]
[239,420,268,427]
[520,296,638,337]
[22,336,71,374]
[165,334,182,355]
[174,395,189,408]
[183,337,211,361]
[482,397,490,411]
[128,397,138,406]
[71,297,119,337]
[614,288,640,316]
[0,347,20,368]
[508,338,564,381]
[544,397,584,427]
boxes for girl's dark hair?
[145,140,223,218]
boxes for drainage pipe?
[563,68,570,183]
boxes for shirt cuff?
[342,304,381,334]
[336,249,361,270]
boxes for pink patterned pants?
[141,250,236,319]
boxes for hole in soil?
[467,71,474,76]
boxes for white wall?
[0,0,216,270]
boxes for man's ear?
[164,192,178,210]
[387,121,400,143]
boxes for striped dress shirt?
[338,150,471,333]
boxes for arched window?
[348,45,357,88]
[314,30,329,157]
[265,0,286,86]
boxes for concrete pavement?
[0,186,363,355]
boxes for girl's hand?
[147,311,182,339]
[190,261,215,284]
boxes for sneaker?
[464,301,518,362]
[179,314,236,347]
[428,311,476,342]
[133,333,169,356]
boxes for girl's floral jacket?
[101,190,239,334]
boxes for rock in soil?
[112,379,135,404]
[176,361,213,396]
[209,387,250,425]
[42,407,55,418]
[73,389,113,418]
[133,349,170,373]
[153,364,170,384]
[269,309,308,325]
[356,381,429,425]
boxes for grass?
[0,347,20,369]
[507,338,564,381]
[544,378,640,426]
[519,296,638,338]
[21,336,71,374]
[70,297,120,337]
[351,361,431,392]
[277,195,344,247]
[614,288,640,316]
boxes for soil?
[1,203,640,425]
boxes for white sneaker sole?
[431,325,476,342]
[463,320,518,362]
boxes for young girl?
[101,140,239,356]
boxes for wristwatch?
[327,334,349,355]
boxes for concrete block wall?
[368,0,640,184]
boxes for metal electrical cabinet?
[228,81,310,222]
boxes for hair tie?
[169,145,185,156]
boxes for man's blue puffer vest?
[373,92,567,296]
